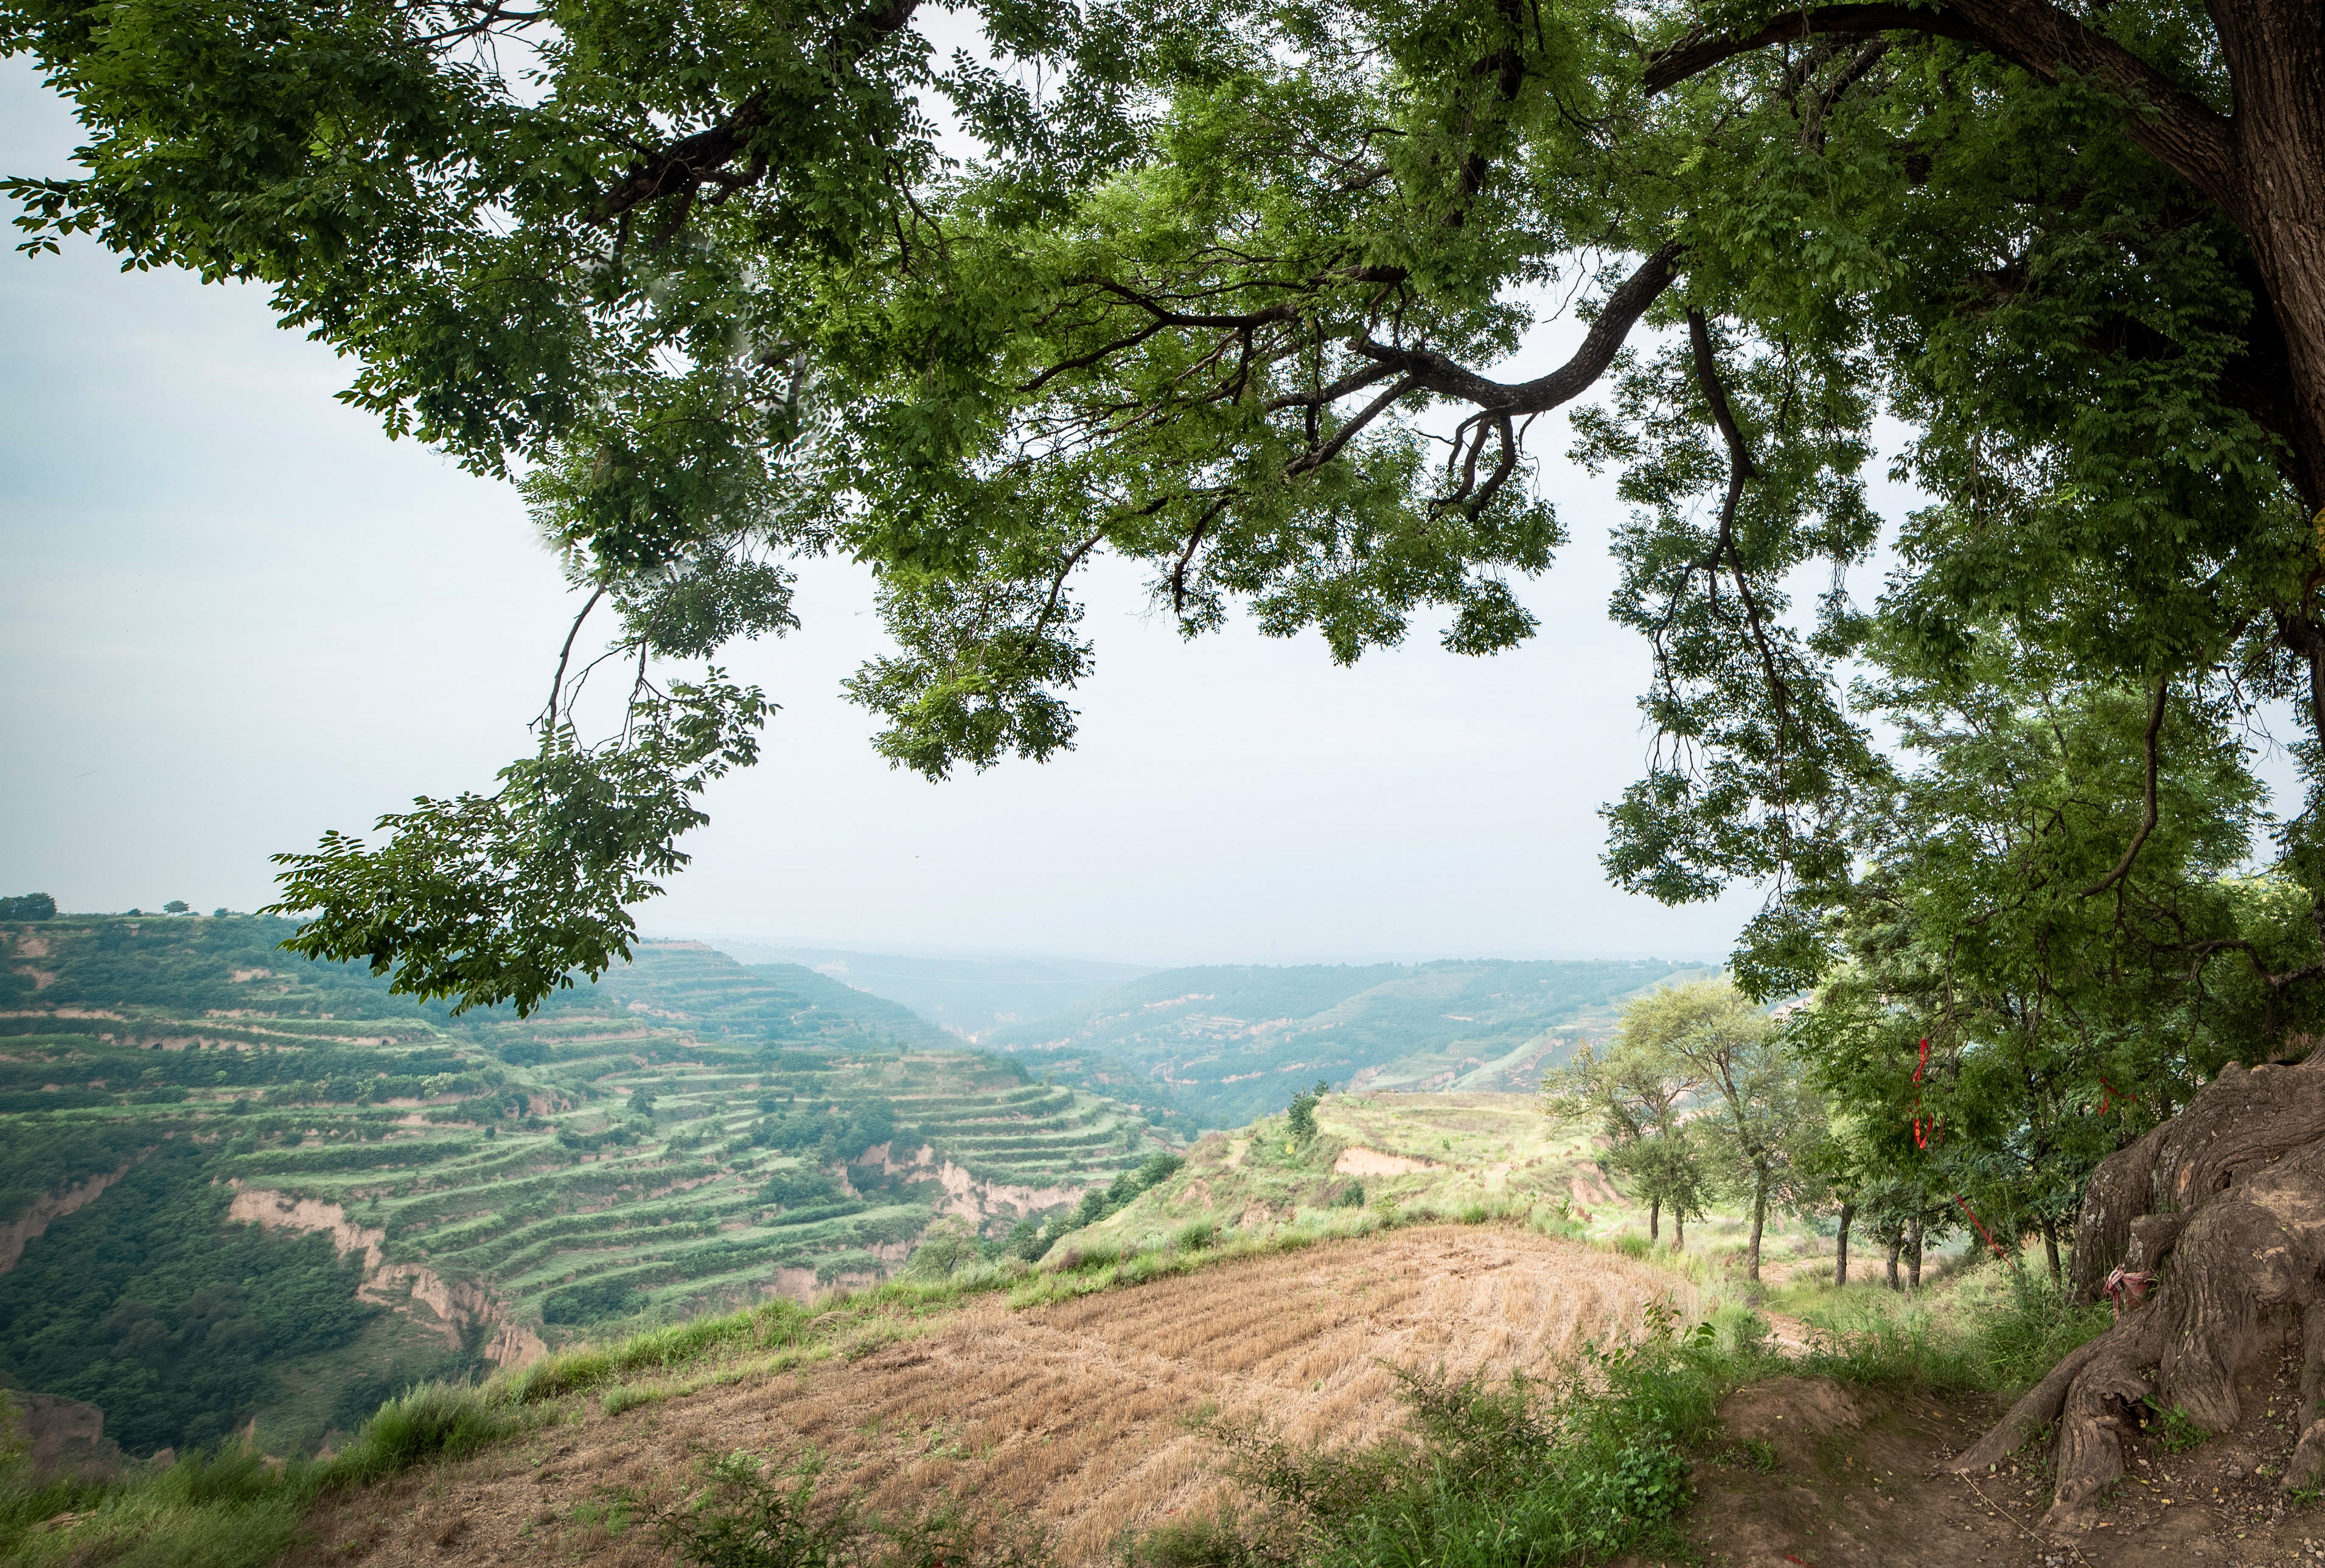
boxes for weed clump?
[1162,1304,1727,1568]
[647,1451,1048,1568]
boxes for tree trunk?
[1961,1055,2325,1531]
[1906,1211,1923,1291]
[1673,1210,1685,1252]
[1648,1198,1660,1242]
[1746,1176,1766,1283]
[1834,1200,1854,1288]
[2040,1215,2062,1285]
[2211,0,2325,510]
[1886,1235,1901,1291]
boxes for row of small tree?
[1544,979,1970,1290]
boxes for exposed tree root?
[1959,1053,2325,1533]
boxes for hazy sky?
[2,61,1920,966]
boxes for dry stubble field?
[291,1224,1696,1567]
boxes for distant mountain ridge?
[665,938,1154,1039]
[986,958,1718,1126]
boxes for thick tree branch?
[1646,2,2240,218]
[1645,5,1976,93]
[1351,240,1684,412]
[2079,677,2168,898]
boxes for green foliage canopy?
[10,0,2325,1028]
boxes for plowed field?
[295,1225,1695,1567]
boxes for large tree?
[12,0,2325,1525]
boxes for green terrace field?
[0,916,1171,1460]
[988,958,1721,1125]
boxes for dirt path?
[1649,1325,2325,1568]
[293,1225,1696,1567]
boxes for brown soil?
[1644,1321,2325,1568]
[288,1225,1693,1567]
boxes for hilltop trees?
[1541,1026,1703,1245]
[1548,980,1828,1271]
[1628,981,1828,1283]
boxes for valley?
[0,916,1173,1458]
[986,958,1720,1126]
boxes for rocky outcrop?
[3,1393,122,1481]
[227,1188,545,1368]
[858,1142,1086,1222]
[1,1161,140,1273]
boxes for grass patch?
[1137,1303,1749,1568]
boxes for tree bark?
[1747,1175,1768,1282]
[1906,1211,1923,1290]
[1835,1200,1855,1288]
[2040,1215,2062,1286]
[1962,1054,2325,1527]
[2208,0,2325,510]
[1673,1210,1686,1251]
[1649,1197,1661,1242]
[1886,1235,1901,1291]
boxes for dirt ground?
[1639,1313,2325,1568]
[289,1225,1695,1567]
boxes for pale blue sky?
[0,60,1965,966]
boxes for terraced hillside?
[989,958,1718,1125]
[0,916,1170,1458]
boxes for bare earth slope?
[1640,1334,2325,1568]
[291,1225,1694,1567]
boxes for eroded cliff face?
[225,1187,546,1368]
[2,1392,121,1481]
[0,1160,141,1273]
[858,1141,1086,1223]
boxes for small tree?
[1286,1080,1328,1140]
[162,900,192,915]
[1541,1032,1705,1241]
[904,1216,983,1280]
[1606,1127,1713,1251]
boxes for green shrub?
[545,1278,651,1326]
[1612,1233,1651,1260]
[2152,1406,2209,1454]
[649,1452,848,1568]
[1174,1221,1218,1253]
[1328,1181,1364,1210]
[905,1218,983,1280]
[1201,1311,1722,1568]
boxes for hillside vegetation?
[0,916,1173,1458]
[988,960,1715,1126]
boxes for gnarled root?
[2286,1300,2325,1487]
[2040,1307,2164,1534]
[1950,1328,2118,1476]
[1965,1056,2325,1525]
